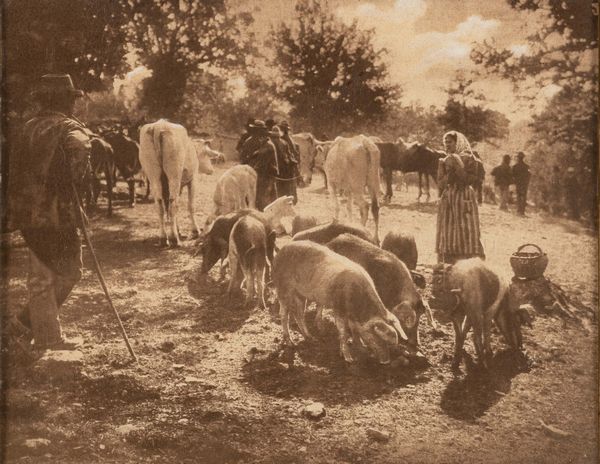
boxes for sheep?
[272,240,408,364]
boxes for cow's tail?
[362,136,381,243]
[152,126,170,206]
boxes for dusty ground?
[2,162,598,464]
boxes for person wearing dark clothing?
[269,126,298,204]
[491,154,513,210]
[472,151,485,205]
[236,117,255,155]
[9,74,91,351]
[564,166,580,220]
[265,118,277,131]
[239,120,267,165]
[511,152,531,216]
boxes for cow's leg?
[186,180,200,240]
[329,183,340,220]
[334,314,354,363]
[370,195,380,245]
[257,264,267,310]
[242,263,255,308]
[425,174,431,202]
[167,198,182,247]
[127,178,136,207]
[346,190,353,220]
[417,173,423,201]
[355,192,368,226]
[156,199,168,247]
[384,168,393,203]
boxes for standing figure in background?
[472,151,485,205]
[564,166,580,220]
[279,120,301,188]
[512,151,531,216]
[249,123,279,211]
[269,125,298,204]
[9,74,91,351]
[239,120,266,166]
[491,154,513,211]
[236,117,255,157]
[435,131,484,264]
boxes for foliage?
[125,0,254,118]
[176,69,285,135]
[437,73,510,145]
[271,0,399,135]
[4,0,130,116]
[471,0,598,224]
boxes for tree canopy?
[4,0,129,116]
[125,0,254,119]
[437,73,510,145]
[271,0,399,134]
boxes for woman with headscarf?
[436,131,484,264]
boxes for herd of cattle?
[86,119,530,370]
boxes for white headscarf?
[443,131,473,156]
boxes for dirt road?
[2,163,598,463]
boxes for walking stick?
[72,184,138,362]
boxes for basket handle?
[516,243,543,254]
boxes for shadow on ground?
[440,349,531,421]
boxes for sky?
[240,0,562,123]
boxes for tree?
[437,73,510,145]
[126,0,254,119]
[471,0,598,224]
[4,0,130,117]
[271,0,399,135]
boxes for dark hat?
[265,118,276,129]
[279,120,290,129]
[33,74,84,98]
[517,151,525,159]
[249,119,267,129]
[502,154,511,162]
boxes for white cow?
[291,132,332,186]
[324,135,381,244]
[205,164,257,229]
[139,119,214,247]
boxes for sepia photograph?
[1,0,598,463]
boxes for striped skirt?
[436,185,484,261]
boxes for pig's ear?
[388,313,408,341]
[420,298,437,329]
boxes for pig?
[381,231,418,271]
[272,241,408,364]
[291,214,318,236]
[326,234,436,357]
[292,220,376,245]
[228,215,269,308]
[434,258,528,369]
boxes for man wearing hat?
[240,119,268,165]
[278,120,301,186]
[10,74,91,351]
[511,151,531,216]
[269,125,298,204]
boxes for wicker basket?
[510,243,548,280]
